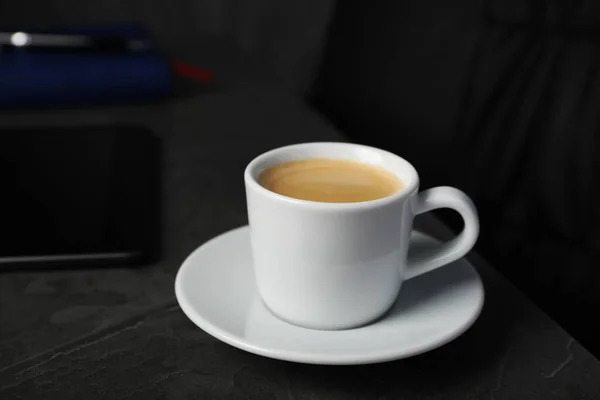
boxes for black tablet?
[0,125,161,269]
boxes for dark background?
[1,0,599,371]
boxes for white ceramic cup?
[244,142,479,330]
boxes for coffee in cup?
[258,158,404,203]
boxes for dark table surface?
[1,86,599,399]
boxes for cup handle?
[405,186,479,280]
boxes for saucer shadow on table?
[219,304,511,399]
[179,227,519,398]
[221,285,512,398]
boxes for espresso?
[259,158,403,203]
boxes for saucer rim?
[175,225,485,365]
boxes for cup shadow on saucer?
[377,238,476,323]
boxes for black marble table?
[1,86,599,399]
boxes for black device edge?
[0,124,162,271]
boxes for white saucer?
[175,226,485,365]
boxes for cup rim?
[244,142,420,210]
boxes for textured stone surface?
[1,87,600,399]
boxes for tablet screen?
[0,125,160,268]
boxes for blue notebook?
[0,25,172,108]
